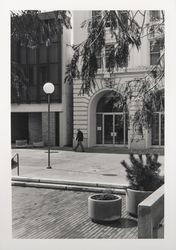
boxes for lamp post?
[43,82,55,169]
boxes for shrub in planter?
[88,193,122,222]
[121,153,164,216]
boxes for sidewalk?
[11,147,164,186]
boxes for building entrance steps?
[11,148,164,189]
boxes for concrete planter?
[15,140,28,147]
[126,188,152,217]
[88,194,122,222]
[33,141,44,147]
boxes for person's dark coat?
[76,130,83,142]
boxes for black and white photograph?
[0,0,176,249]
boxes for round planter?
[88,194,122,222]
[126,188,152,217]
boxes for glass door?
[104,114,113,144]
[96,113,128,145]
[114,114,124,144]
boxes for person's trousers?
[74,141,85,152]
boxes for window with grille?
[91,11,128,70]
[105,11,128,29]
[95,50,102,69]
[150,40,164,65]
[151,90,164,146]
[105,44,114,69]
[119,11,128,30]
[92,11,102,24]
[105,13,111,28]
[150,11,160,22]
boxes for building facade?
[11,12,73,147]
[11,11,164,150]
[72,11,164,150]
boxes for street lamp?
[43,82,55,169]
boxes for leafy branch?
[65,11,142,94]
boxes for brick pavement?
[12,186,138,239]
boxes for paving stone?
[12,186,138,239]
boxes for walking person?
[73,129,85,152]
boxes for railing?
[11,153,20,176]
[138,185,164,238]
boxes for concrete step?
[11,180,126,194]
[12,176,128,189]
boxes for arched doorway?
[94,91,128,146]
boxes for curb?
[12,181,126,194]
[11,176,128,194]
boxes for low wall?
[138,185,164,238]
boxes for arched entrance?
[88,89,128,147]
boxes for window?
[105,44,114,69]
[96,92,124,113]
[11,15,62,104]
[97,43,128,70]
[91,11,128,70]
[28,48,37,64]
[151,90,164,146]
[152,113,164,146]
[150,40,163,65]
[95,50,102,69]
[28,66,34,85]
[49,64,58,83]
[92,11,102,23]
[39,65,48,85]
[105,11,128,29]
[28,66,37,85]
[105,13,111,28]
[150,11,160,21]
[49,43,59,63]
[39,44,47,63]
[119,11,128,30]
[20,46,26,64]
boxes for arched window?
[96,91,124,112]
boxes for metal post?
[43,82,54,169]
[47,94,52,169]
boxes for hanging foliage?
[133,88,164,134]
[65,10,142,94]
